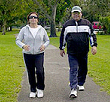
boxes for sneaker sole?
[37,96,44,98]
[78,89,84,91]
[78,88,84,91]
[29,95,36,98]
[37,94,44,98]
[77,85,84,91]
[29,93,36,98]
[29,96,36,98]
[69,94,77,98]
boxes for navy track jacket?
[59,19,97,55]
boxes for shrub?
[99,16,110,34]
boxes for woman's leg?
[23,53,36,92]
[35,53,45,90]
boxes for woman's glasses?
[29,16,38,19]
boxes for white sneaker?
[77,85,85,91]
[69,89,77,98]
[29,92,36,98]
[37,89,44,98]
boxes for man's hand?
[91,46,97,55]
[60,50,65,57]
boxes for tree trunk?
[0,25,2,32]
[50,20,57,37]
[9,26,12,31]
[58,22,62,31]
[2,20,6,35]
[49,5,57,37]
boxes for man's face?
[72,11,82,21]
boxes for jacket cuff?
[91,43,97,47]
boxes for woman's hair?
[27,12,39,23]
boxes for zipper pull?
[75,21,78,32]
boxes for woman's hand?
[40,45,45,51]
[22,45,30,51]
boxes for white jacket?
[16,25,50,54]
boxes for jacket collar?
[26,25,42,30]
[72,18,82,22]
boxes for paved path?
[18,45,110,102]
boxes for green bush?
[100,16,110,34]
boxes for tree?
[80,0,110,22]
[79,0,110,34]
[0,0,21,35]
[30,0,63,37]
[56,0,71,28]
[0,0,35,34]
[61,0,82,23]
[29,0,82,37]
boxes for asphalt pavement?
[17,45,110,102]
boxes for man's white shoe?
[29,92,36,98]
[77,85,84,91]
[69,89,77,98]
[37,89,44,98]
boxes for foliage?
[31,0,68,37]
[100,16,110,34]
[56,0,75,25]
[27,0,83,36]
[0,0,110,35]
[0,0,21,34]
[77,0,110,35]
[81,0,110,22]
[0,0,38,34]
[56,1,69,25]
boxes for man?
[59,6,97,98]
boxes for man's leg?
[68,54,78,98]
[68,54,78,90]
[78,54,88,86]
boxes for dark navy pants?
[68,53,88,90]
[23,53,45,92]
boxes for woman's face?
[28,13,38,24]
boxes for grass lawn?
[49,32,110,95]
[0,30,25,102]
[88,35,110,94]
[0,30,109,102]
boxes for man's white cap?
[71,6,82,12]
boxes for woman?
[16,12,49,98]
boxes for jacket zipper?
[28,27,36,54]
[75,21,78,32]
[32,35,35,54]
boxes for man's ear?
[80,12,82,17]
[71,13,74,18]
